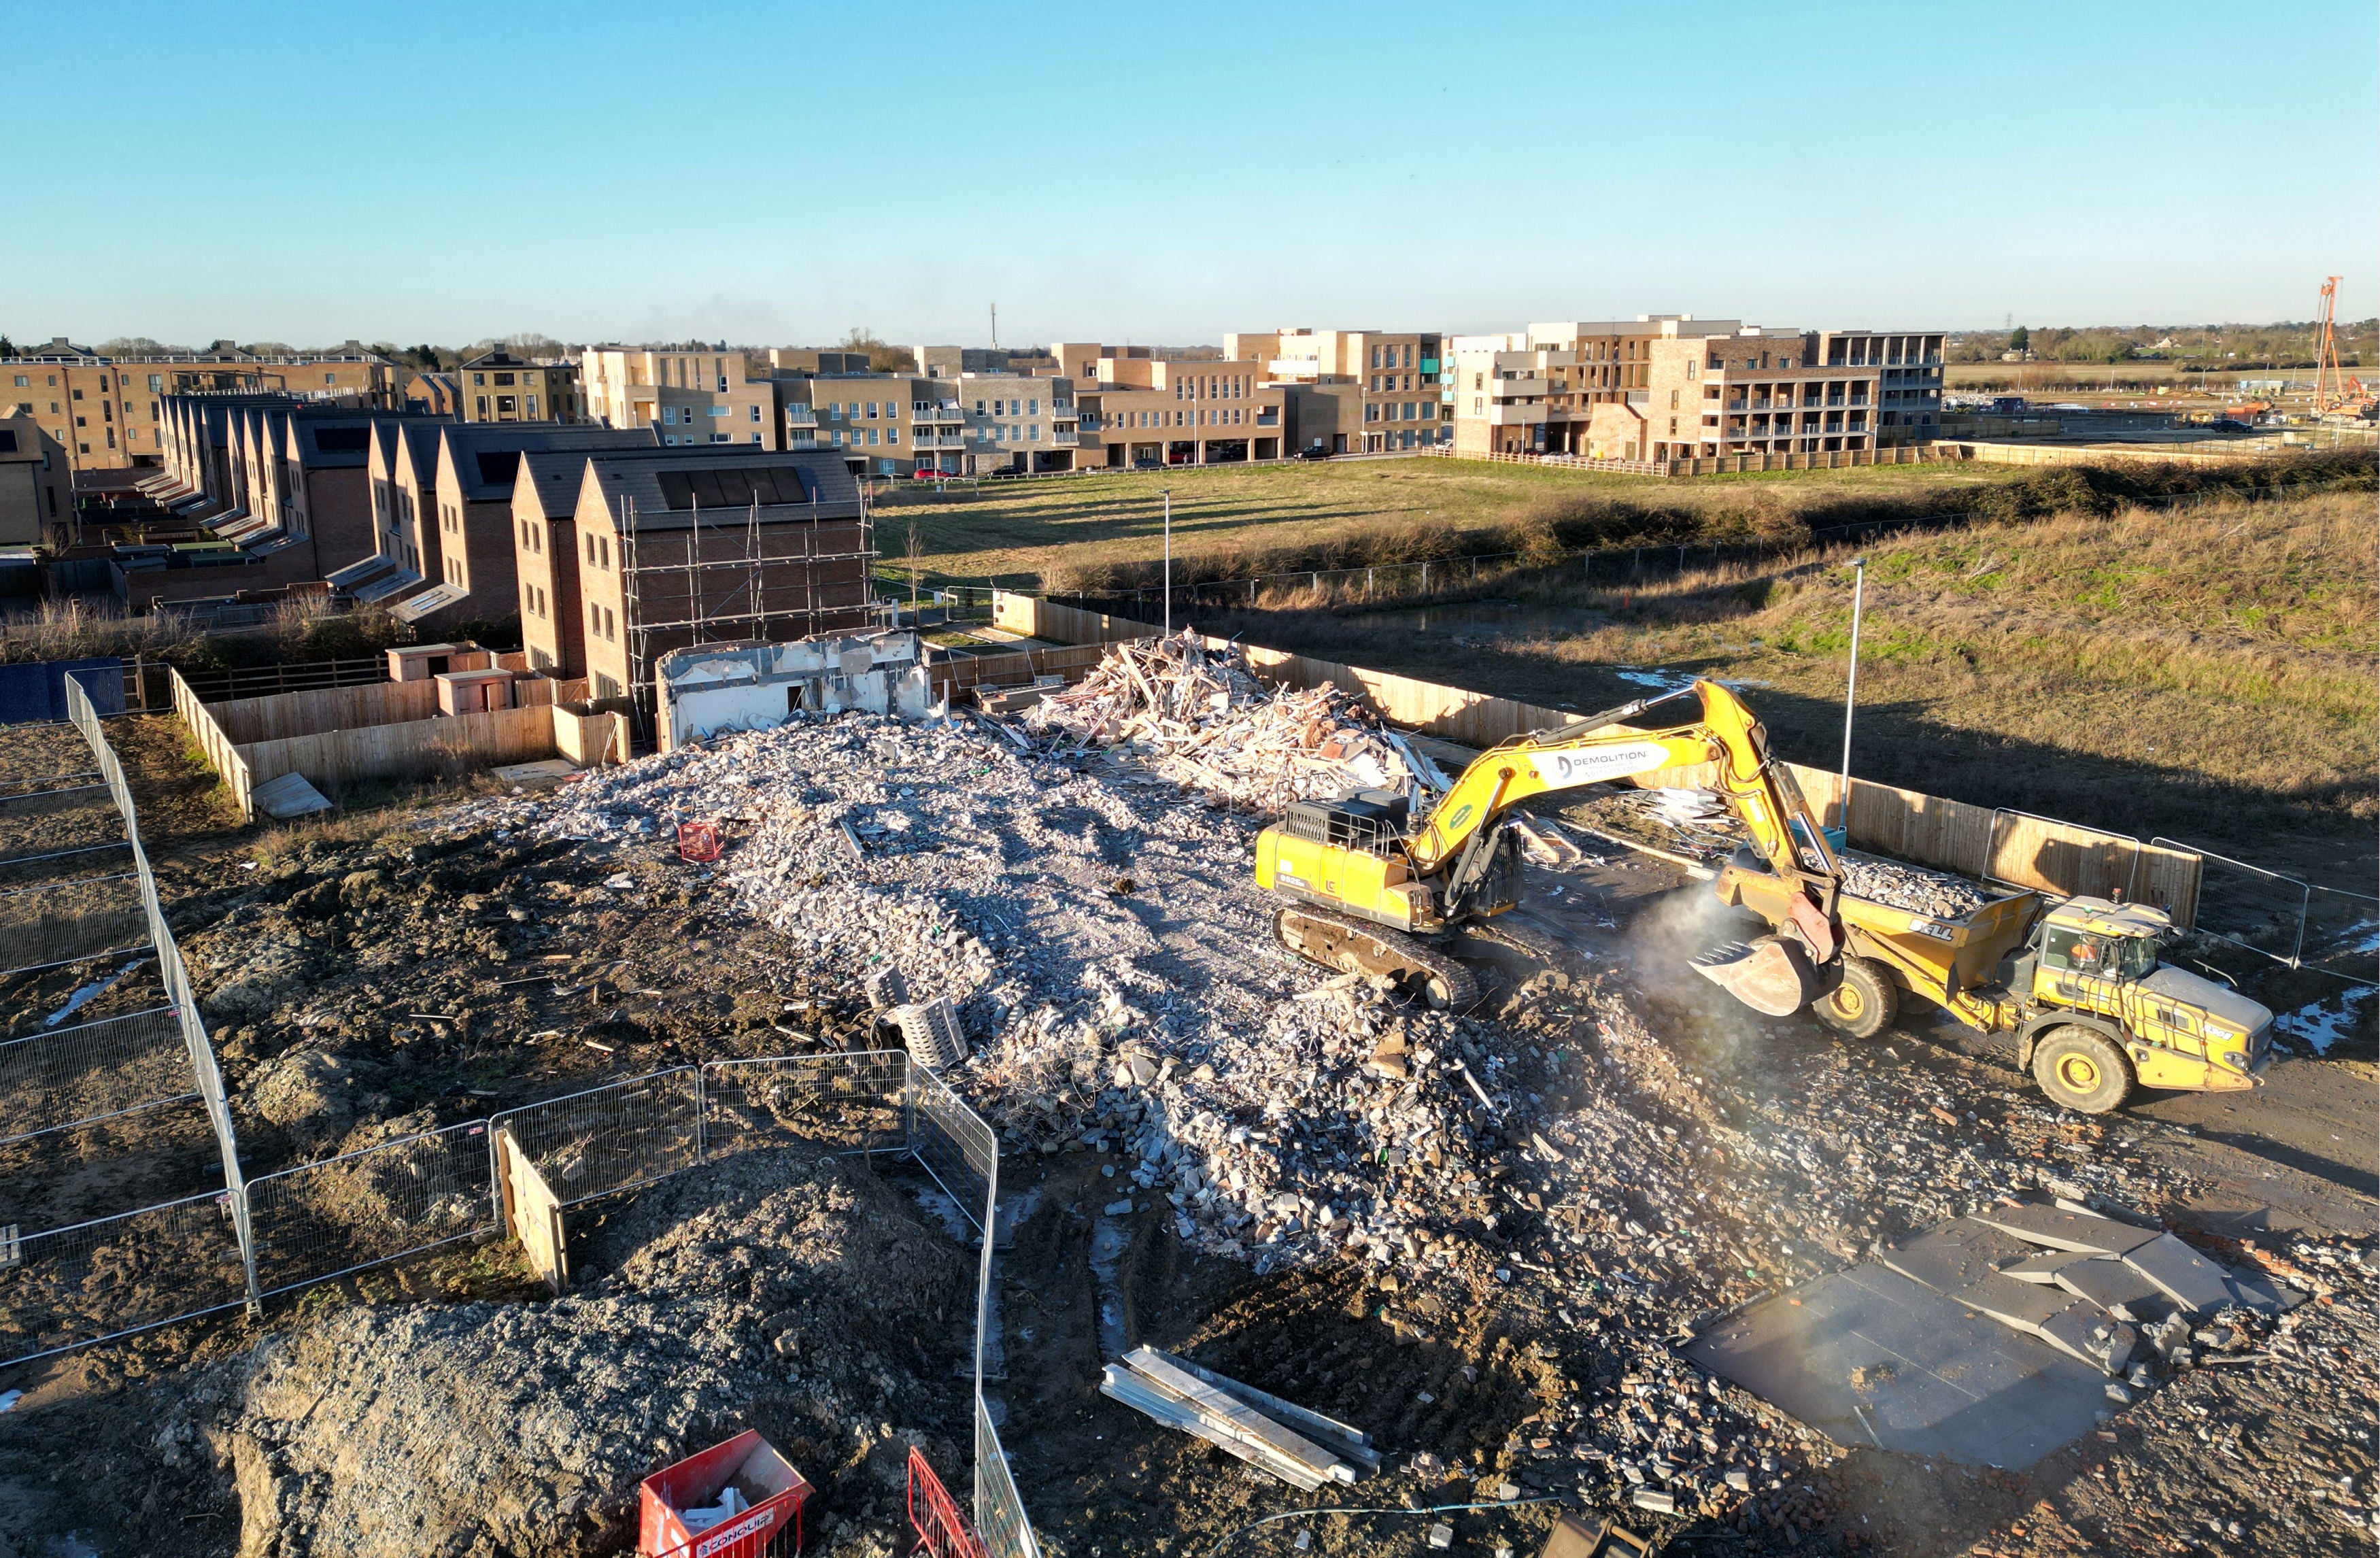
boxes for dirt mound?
[223,1146,972,1558]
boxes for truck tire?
[2031,1026,2132,1114]
[1812,956,1895,1039]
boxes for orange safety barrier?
[908,1445,988,1558]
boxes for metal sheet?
[1684,1262,2113,1470]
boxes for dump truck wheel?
[1812,956,1895,1039]
[2031,1026,2131,1114]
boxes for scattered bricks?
[1631,1487,1678,1514]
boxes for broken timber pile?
[1023,630,1418,812]
[1100,1346,1378,1491]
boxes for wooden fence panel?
[552,707,629,769]
[237,703,559,793]
[208,680,440,745]
[496,1127,568,1294]
[169,667,256,818]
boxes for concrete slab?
[1877,1219,2038,1295]
[2052,1258,2174,1325]
[2121,1232,2237,1316]
[1998,1249,2093,1286]
[1968,1201,2162,1255]
[1685,1262,2113,1469]
[250,770,332,819]
[491,758,581,789]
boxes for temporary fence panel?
[64,675,257,1310]
[974,1396,1042,1558]
[1985,810,2201,925]
[490,1067,703,1209]
[0,870,152,975]
[908,1067,998,1240]
[0,785,127,867]
[0,658,124,725]
[0,1005,191,1146]
[2160,839,2313,967]
[0,1192,250,1366]
[2301,885,2380,988]
[245,1121,498,1297]
[496,1126,569,1293]
[702,1051,908,1162]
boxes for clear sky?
[6,0,2374,349]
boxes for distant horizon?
[12,314,2377,359]
[5,1,2372,345]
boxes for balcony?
[1496,377,1552,397]
[1256,412,1279,427]
[785,408,819,426]
[1485,404,1549,426]
[925,405,965,422]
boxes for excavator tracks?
[1270,903,1480,1011]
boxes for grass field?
[887,457,2039,590]
[1194,488,2377,870]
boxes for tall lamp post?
[1162,488,1173,636]
[1838,556,1867,833]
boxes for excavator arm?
[1409,681,1839,892]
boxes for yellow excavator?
[1255,680,2272,1113]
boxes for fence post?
[693,1063,708,1163]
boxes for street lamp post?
[1162,488,1173,637]
[1838,556,1867,833]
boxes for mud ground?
[0,726,2370,1558]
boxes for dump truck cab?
[2008,896,2274,1110]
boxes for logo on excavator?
[1540,743,1669,784]
[1442,804,1474,831]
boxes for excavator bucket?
[1692,935,1818,1017]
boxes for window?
[496,396,516,413]
[473,373,486,386]
[749,405,761,422]
[494,372,515,386]
[10,375,22,387]
[887,427,900,445]
[527,396,539,416]
[71,389,82,401]
[868,402,880,418]
[146,374,160,390]
[1028,399,1039,415]
[1669,390,1679,409]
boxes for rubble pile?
[1022,632,1419,810]
[1838,856,1994,918]
[207,1145,970,1558]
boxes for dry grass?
[1200,490,2378,866]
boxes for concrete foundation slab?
[1877,1218,2036,1294]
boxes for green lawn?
[881,457,2033,590]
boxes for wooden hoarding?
[495,1125,568,1294]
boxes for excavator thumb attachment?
[1692,935,1819,1017]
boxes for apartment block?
[457,350,581,423]
[405,372,462,415]
[2,338,397,472]
[1068,349,1287,469]
[955,372,1088,474]
[1223,328,1446,453]
[1641,326,1945,461]
[785,374,965,477]
[1446,319,1679,458]
[914,345,1010,379]
[582,346,783,447]
[563,450,876,704]
[0,418,70,547]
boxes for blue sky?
[6,0,2373,348]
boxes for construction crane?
[2313,275,2352,413]
[1254,681,2273,1113]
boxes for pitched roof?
[579,448,861,535]
[438,422,658,503]
[511,441,782,522]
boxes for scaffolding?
[616,484,885,728]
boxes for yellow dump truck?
[1254,677,2273,1114]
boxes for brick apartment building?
[1222,328,1447,453]
[3,338,396,471]
[785,374,966,477]
[1447,317,1943,460]
[540,449,876,703]
[582,346,785,448]
[456,350,581,423]
[1053,346,1287,469]
[0,418,70,547]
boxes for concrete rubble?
[1021,630,1421,810]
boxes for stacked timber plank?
[1022,632,1418,812]
[1100,1346,1379,1490]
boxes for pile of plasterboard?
[1100,1346,1380,1491]
[1021,632,1430,811]
[1877,1196,2292,1376]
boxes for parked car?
[1296,446,1332,460]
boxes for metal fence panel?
[490,1067,702,1208]
[246,1121,500,1296]
[0,870,152,975]
[975,1395,1042,1558]
[2158,838,2311,967]
[909,1067,997,1238]
[0,1004,192,1145]
[0,1193,249,1366]
[702,1050,908,1162]
[2302,885,2380,988]
[0,785,124,868]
